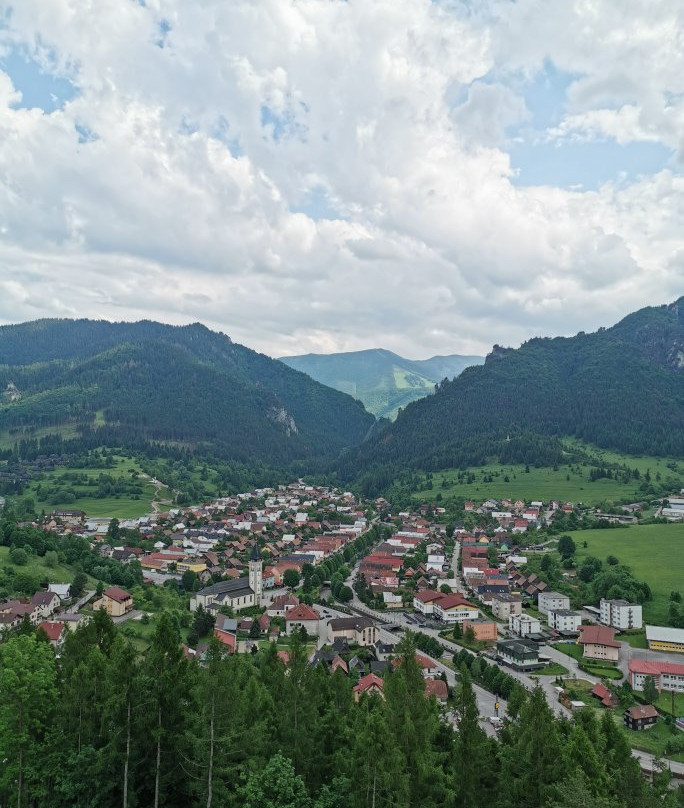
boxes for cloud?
[0,0,681,361]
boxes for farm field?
[569,524,684,624]
[411,446,684,506]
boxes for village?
[1,482,683,776]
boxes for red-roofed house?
[285,604,321,638]
[424,678,448,704]
[37,620,66,649]
[577,625,620,662]
[591,682,618,708]
[93,587,133,617]
[353,673,385,701]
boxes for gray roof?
[198,578,253,597]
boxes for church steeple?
[248,542,262,605]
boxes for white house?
[413,590,445,616]
[432,595,479,624]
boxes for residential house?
[424,678,448,704]
[577,625,620,662]
[37,620,67,650]
[213,615,237,652]
[266,594,300,617]
[491,593,523,621]
[31,591,61,620]
[413,590,445,616]
[48,583,72,601]
[285,604,321,638]
[624,705,658,731]
[353,673,384,701]
[93,587,133,618]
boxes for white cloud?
[0,0,681,361]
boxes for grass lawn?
[553,642,584,662]
[654,691,684,718]
[534,662,569,677]
[619,631,648,649]
[569,524,684,624]
[582,663,622,680]
[411,446,684,506]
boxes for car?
[488,716,503,727]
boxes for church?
[190,543,262,614]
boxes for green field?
[0,546,96,593]
[412,444,684,506]
[21,455,168,519]
[569,524,684,624]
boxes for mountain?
[0,319,375,468]
[337,298,684,490]
[280,348,483,419]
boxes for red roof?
[213,629,236,652]
[414,590,444,604]
[435,594,476,611]
[285,604,320,622]
[424,679,448,700]
[353,673,384,694]
[629,659,684,676]
[578,625,620,648]
[625,705,658,720]
[104,586,132,603]
[38,621,64,642]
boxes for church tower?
[248,542,263,606]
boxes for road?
[339,534,684,777]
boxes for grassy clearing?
[553,642,584,662]
[534,662,569,677]
[22,455,165,519]
[620,631,648,649]
[411,443,684,506]
[569,524,684,624]
[0,545,85,586]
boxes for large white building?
[537,592,570,616]
[547,609,581,633]
[599,598,642,630]
[509,613,541,637]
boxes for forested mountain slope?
[281,348,482,419]
[338,298,684,488]
[0,319,375,466]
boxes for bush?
[9,548,28,566]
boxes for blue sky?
[0,0,682,358]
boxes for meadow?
[24,455,167,519]
[569,524,684,624]
[411,443,684,507]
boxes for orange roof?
[353,673,384,694]
[285,604,320,622]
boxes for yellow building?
[177,560,207,574]
[93,587,133,618]
[646,625,684,654]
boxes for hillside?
[338,298,684,490]
[0,319,375,469]
[280,348,483,419]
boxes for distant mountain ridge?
[0,319,375,469]
[337,298,684,491]
[280,348,483,419]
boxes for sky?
[0,0,682,360]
